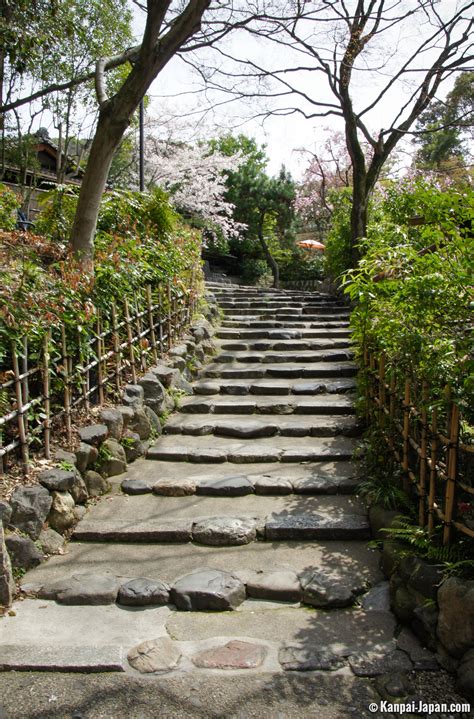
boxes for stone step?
[217,339,351,351]
[164,413,360,438]
[200,362,357,380]
[222,306,350,316]
[193,377,356,395]
[221,320,350,329]
[179,393,355,415]
[113,457,358,496]
[19,539,380,600]
[213,349,354,364]
[216,328,351,339]
[147,434,357,463]
[71,492,369,544]
[223,314,350,323]
[217,301,345,310]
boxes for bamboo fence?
[364,348,474,545]
[0,278,198,475]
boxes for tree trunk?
[257,215,279,288]
[70,105,130,269]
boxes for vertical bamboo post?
[418,381,429,527]
[146,285,158,364]
[111,303,121,392]
[96,313,105,405]
[42,331,51,459]
[11,343,29,471]
[402,375,411,494]
[135,295,147,372]
[77,330,88,410]
[61,325,72,443]
[157,283,164,355]
[124,298,137,384]
[21,337,29,436]
[428,405,438,535]
[443,403,459,545]
[378,352,386,429]
[167,281,172,349]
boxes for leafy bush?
[323,188,353,281]
[0,183,20,231]
[240,257,269,284]
[343,177,473,416]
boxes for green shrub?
[0,183,20,231]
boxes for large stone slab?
[279,645,347,672]
[192,640,266,669]
[292,475,358,495]
[73,520,192,543]
[300,568,368,608]
[192,517,257,546]
[196,477,254,497]
[45,572,120,605]
[127,637,181,674]
[265,513,370,541]
[171,569,246,611]
[0,645,125,672]
[349,649,412,677]
[245,570,301,602]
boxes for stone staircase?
[0,282,440,713]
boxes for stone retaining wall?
[369,505,474,698]
[0,300,219,611]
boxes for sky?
[133,1,467,180]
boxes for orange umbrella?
[297,239,326,251]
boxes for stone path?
[0,282,443,716]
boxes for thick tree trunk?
[257,215,279,288]
[70,105,130,268]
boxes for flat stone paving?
[1,283,445,715]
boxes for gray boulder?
[149,364,179,388]
[75,442,98,474]
[122,384,144,408]
[54,449,77,466]
[122,430,147,463]
[98,439,127,478]
[9,485,52,540]
[99,408,124,440]
[117,577,170,606]
[6,533,44,569]
[138,372,166,406]
[84,470,109,497]
[192,517,257,546]
[38,468,76,493]
[0,500,12,528]
[128,407,152,440]
[69,472,89,505]
[438,577,474,658]
[171,373,194,396]
[47,491,76,533]
[144,406,161,436]
[171,569,245,611]
[38,528,66,555]
[0,525,15,608]
[116,405,135,428]
[300,568,367,608]
[456,648,474,699]
[78,424,108,447]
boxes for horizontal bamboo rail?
[0,278,198,474]
[364,349,473,545]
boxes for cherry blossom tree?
[144,134,245,239]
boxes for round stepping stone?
[193,382,220,395]
[153,479,196,496]
[192,517,257,546]
[254,476,293,495]
[117,578,170,606]
[300,569,367,608]
[121,479,152,495]
[279,645,346,672]
[196,477,254,497]
[246,570,301,602]
[127,637,181,673]
[192,640,266,669]
[171,569,245,611]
